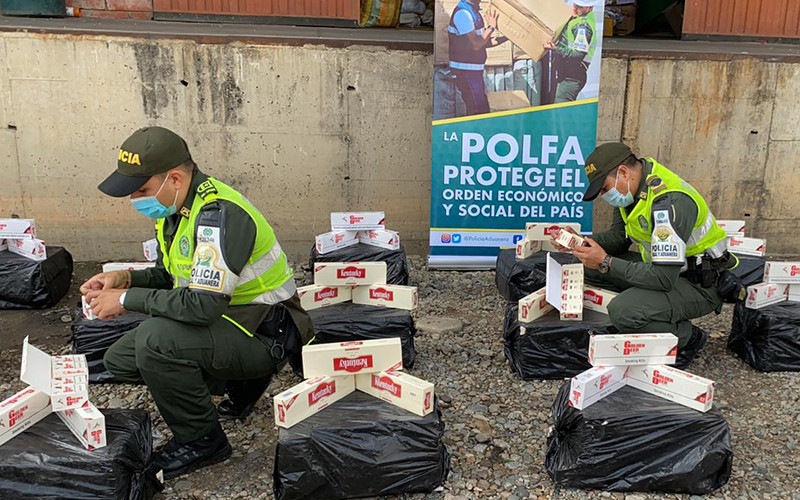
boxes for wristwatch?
[598,255,612,274]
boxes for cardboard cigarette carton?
[746,282,789,309]
[352,284,418,310]
[568,366,627,410]
[273,375,355,428]
[727,236,766,257]
[0,386,52,447]
[789,284,800,302]
[142,238,159,262]
[488,0,572,61]
[101,262,156,273]
[330,212,385,231]
[302,338,403,378]
[57,401,107,450]
[560,311,583,321]
[627,365,715,412]
[560,263,584,316]
[8,237,46,261]
[487,90,530,112]
[525,222,581,241]
[0,239,7,251]
[313,262,387,286]
[20,337,89,411]
[0,218,36,239]
[297,284,352,311]
[582,286,618,315]
[356,370,434,417]
[555,229,585,250]
[518,288,553,323]
[315,230,359,255]
[716,220,746,237]
[81,296,98,320]
[515,238,541,259]
[588,334,678,366]
[764,261,800,284]
[358,229,401,251]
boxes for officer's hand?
[542,36,556,50]
[79,271,129,295]
[572,237,607,269]
[485,8,498,27]
[84,289,126,321]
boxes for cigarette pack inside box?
[516,238,541,259]
[560,311,583,321]
[0,218,36,239]
[302,338,403,378]
[568,365,627,410]
[21,337,89,411]
[57,401,106,450]
[352,284,418,310]
[555,229,585,250]
[518,287,553,323]
[142,238,159,262]
[716,220,745,237]
[8,237,46,261]
[746,282,788,309]
[316,230,358,255]
[526,222,581,241]
[313,261,387,286]
[356,370,434,417]
[359,230,400,251]
[81,296,98,320]
[274,375,355,428]
[495,249,575,301]
[627,365,714,412]
[101,262,156,273]
[331,212,385,231]
[589,333,678,366]
[0,386,52,446]
[727,237,766,257]
[764,261,800,284]
[298,284,352,311]
[488,0,572,61]
[560,264,584,315]
[583,286,618,315]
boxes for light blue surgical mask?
[601,170,634,207]
[131,176,178,219]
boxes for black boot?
[154,423,232,480]
[217,375,272,420]
[672,325,709,369]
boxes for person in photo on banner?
[447,0,508,116]
[553,142,739,355]
[80,127,314,479]
[542,1,597,104]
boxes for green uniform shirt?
[555,12,597,63]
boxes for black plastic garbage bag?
[72,307,150,383]
[308,302,416,368]
[273,391,449,500]
[0,409,162,499]
[546,382,732,494]
[0,246,73,309]
[729,301,800,371]
[495,249,574,301]
[731,255,765,287]
[310,243,409,285]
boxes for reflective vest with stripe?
[156,177,296,308]
[448,0,486,71]
[620,159,728,263]
[555,12,597,64]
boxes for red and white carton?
[525,222,581,241]
[273,375,355,428]
[515,238,541,259]
[764,261,800,284]
[555,229,585,250]
[298,284,352,311]
[0,218,36,239]
[588,333,678,366]
[627,365,714,413]
[330,212,386,231]
[352,284,418,310]
[142,238,159,262]
[717,220,746,237]
[727,236,766,257]
[102,262,156,273]
[745,282,789,309]
[302,338,403,378]
[355,370,434,417]
[8,237,46,261]
[568,366,628,410]
[0,386,52,447]
[789,284,800,302]
[81,296,98,320]
[0,239,7,251]
[518,288,553,323]
[57,401,106,450]
[313,261,387,286]
[582,286,618,315]
[560,263,584,319]
[20,337,89,411]
[315,230,359,255]
[359,229,401,251]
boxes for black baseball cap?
[582,142,633,201]
[98,126,192,197]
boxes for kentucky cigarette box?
[717,220,746,237]
[588,333,678,366]
[555,229,585,250]
[746,282,788,309]
[330,212,385,231]
[515,238,541,259]
[142,238,159,262]
[352,284,418,310]
[518,288,553,323]
[302,338,403,378]
[57,401,107,450]
[560,311,583,321]
[560,263,584,317]
[81,296,98,320]
[356,370,434,417]
[8,237,46,261]
[789,284,800,302]
[627,365,715,413]
[359,229,401,251]
[273,375,355,428]
[727,236,766,257]
[583,286,618,315]
[568,366,628,410]
[298,284,352,311]
[313,261,387,286]
[315,230,359,255]
[0,386,52,447]
[764,261,800,284]
[21,337,89,411]
[0,218,36,239]
[525,222,581,242]
[101,262,156,273]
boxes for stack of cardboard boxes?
[315,212,401,255]
[746,261,800,309]
[719,219,766,257]
[0,218,46,261]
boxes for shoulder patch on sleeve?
[651,209,686,265]
[197,179,218,200]
[189,224,237,296]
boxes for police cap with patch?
[98,126,192,197]
[582,142,633,202]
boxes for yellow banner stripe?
[431,98,599,126]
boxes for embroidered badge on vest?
[197,180,218,200]
[179,207,191,218]
[179,235,191,257]
[647,175,666,194]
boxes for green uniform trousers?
[554,77,584,103]
[103,316,282,443]
[585,253,723,347]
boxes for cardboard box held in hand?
[489,0,573,61]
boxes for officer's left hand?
[84,289,126,320]
[572,237,607,270]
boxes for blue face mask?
[601,170,634,208]
[131,176,178,219]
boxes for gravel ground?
[1,256,799,500]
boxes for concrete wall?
[0,31,798,261]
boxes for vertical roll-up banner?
[429,0,605,269]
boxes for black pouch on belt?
[256,304,303,374]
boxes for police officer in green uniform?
[543,1,597,104]
[557,142,737,355]
[81,127,314,479]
